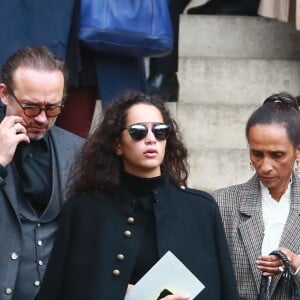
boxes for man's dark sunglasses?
[123,122,170,141]
[10,92,63,117]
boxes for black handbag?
[79,0,173,57]
[258,250,300,300]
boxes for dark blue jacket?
[0,0,75,68]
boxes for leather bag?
[258,250,300,300]
[79,0,173,57]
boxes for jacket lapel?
[48,126,73,194]
[280,172,300,252]
[238,176,265,292]
[40,127,82,220]
[270,172,300,293]
[3,164,21,222]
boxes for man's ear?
[0,84,9,105]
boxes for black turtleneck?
[123,172,165,284]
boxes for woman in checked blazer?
[213,92,300,299]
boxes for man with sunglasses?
[0,45,84,300]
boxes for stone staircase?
[92,14,300,192]
[176,14,300,192]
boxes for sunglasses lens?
[127,124,148,141]
[45,106,63,117]
[24,107,41,117]
[152,124,169,140]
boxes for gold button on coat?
[124,230,132,238]
[112,269,120,276]
[117,254,125,261]
[127,217,135,224]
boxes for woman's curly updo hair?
[68,91,189,196]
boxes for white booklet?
[125,251,205,300]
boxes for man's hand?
[0,116,29,166]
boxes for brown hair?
[1,45,68,98]
[68,91,189,196]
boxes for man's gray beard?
[29,136,43,141]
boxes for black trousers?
[149,0,191,75]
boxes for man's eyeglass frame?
[10,91,64,117]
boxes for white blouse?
[261,180,291,256]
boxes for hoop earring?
[295,160,300,176]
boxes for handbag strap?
[269,250,293,273]
[258,250,300,300]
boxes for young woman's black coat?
[37,178,238,300]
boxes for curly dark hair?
[68,91,189,196]
[246,92,300,148]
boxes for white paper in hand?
[125,251,205,300]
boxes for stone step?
[176,15,300,191]
[179,15,300,59]
[91,101,253,192]
[91,15,300,193]
[178,57,300,105]
[187,148,253,192]
[177,103,255,150]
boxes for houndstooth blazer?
[212,172,300,300]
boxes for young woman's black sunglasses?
[123,122,170,141]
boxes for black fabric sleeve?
[214,204,239,300]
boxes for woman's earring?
[115,147,122,156]
[295,160,300,176]
[114,142,122,156]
